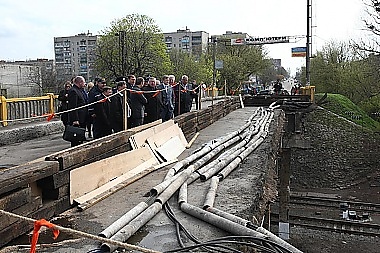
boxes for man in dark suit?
[142,77,162,124]
[88,77,106,138]
[111,78,127,132]
[67,76,88,147]
[130,77,147,128]
[94,86,113,138]
[157,75,175,121]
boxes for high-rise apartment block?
[163,28,209,55]
[54,32,97,82]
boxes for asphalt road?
[0,132,70,169]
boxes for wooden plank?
[0,161,59,196]
[129,120,175,150]
[76,159,177,211]
[74,160,153,207]
[146,124,188,149]
[130,119,162,132]
[129,128,155,149]
[45,130,135,170]
[0,187,31,211]
[155,136,186,162]
[0,196,42,231]
[69,147,158,204]
[0,199,56,248]
[152,119,174,134]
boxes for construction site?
[1,95,379,253]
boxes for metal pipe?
[101,202,162,252]
[180,202,266,239]
[203,176,219,209]
[99,202,149,238]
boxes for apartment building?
[163,27,209,55]
[54,32,97,82]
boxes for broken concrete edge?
[0,120,65,146]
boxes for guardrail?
[0,94,58,127]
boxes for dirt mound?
[289,106,380,252]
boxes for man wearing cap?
[111,77,127,132]
[88,77,106,138]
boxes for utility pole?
[116,31,126,77]
[306,0,312,85]
[120,31,126,77]
[212,37,217,106]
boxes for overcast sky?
[0,0,367,75]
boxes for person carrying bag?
[66,76,89,147]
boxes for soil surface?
[287,106,380,253]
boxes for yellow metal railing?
[300,86,315,102]
[0,93,58,127]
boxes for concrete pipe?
[155,168,193,204]
[101,202,162,253]
[200,148,244,181]
[256,227,303,253]
[99,201,149,238]
[180,202,266,239]
[150,169,184,196]
[202,176,220,209]
[178,181,188,205]
[218,156,242,180]
[206,206,252,228]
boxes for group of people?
[58,74,201,147]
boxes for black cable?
[207,236,292,253]
[86,248,105,253]
[163,203,239,253]
[163,239,278,253]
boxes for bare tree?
[353,0,380,54]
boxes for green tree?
[214,43,269,90]
[94,14,171,80]
[168,49,213,85]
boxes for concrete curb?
[0,121,65,146]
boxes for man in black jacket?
[67,76,88,147]
[130,77,147,128]
[94,86,113,138]
[111,78,127,132]
[88,77,106,138]
[142,77,162,124]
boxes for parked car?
[257,89,274,95]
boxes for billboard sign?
[231,36,290,45]
[291,47,307,57]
